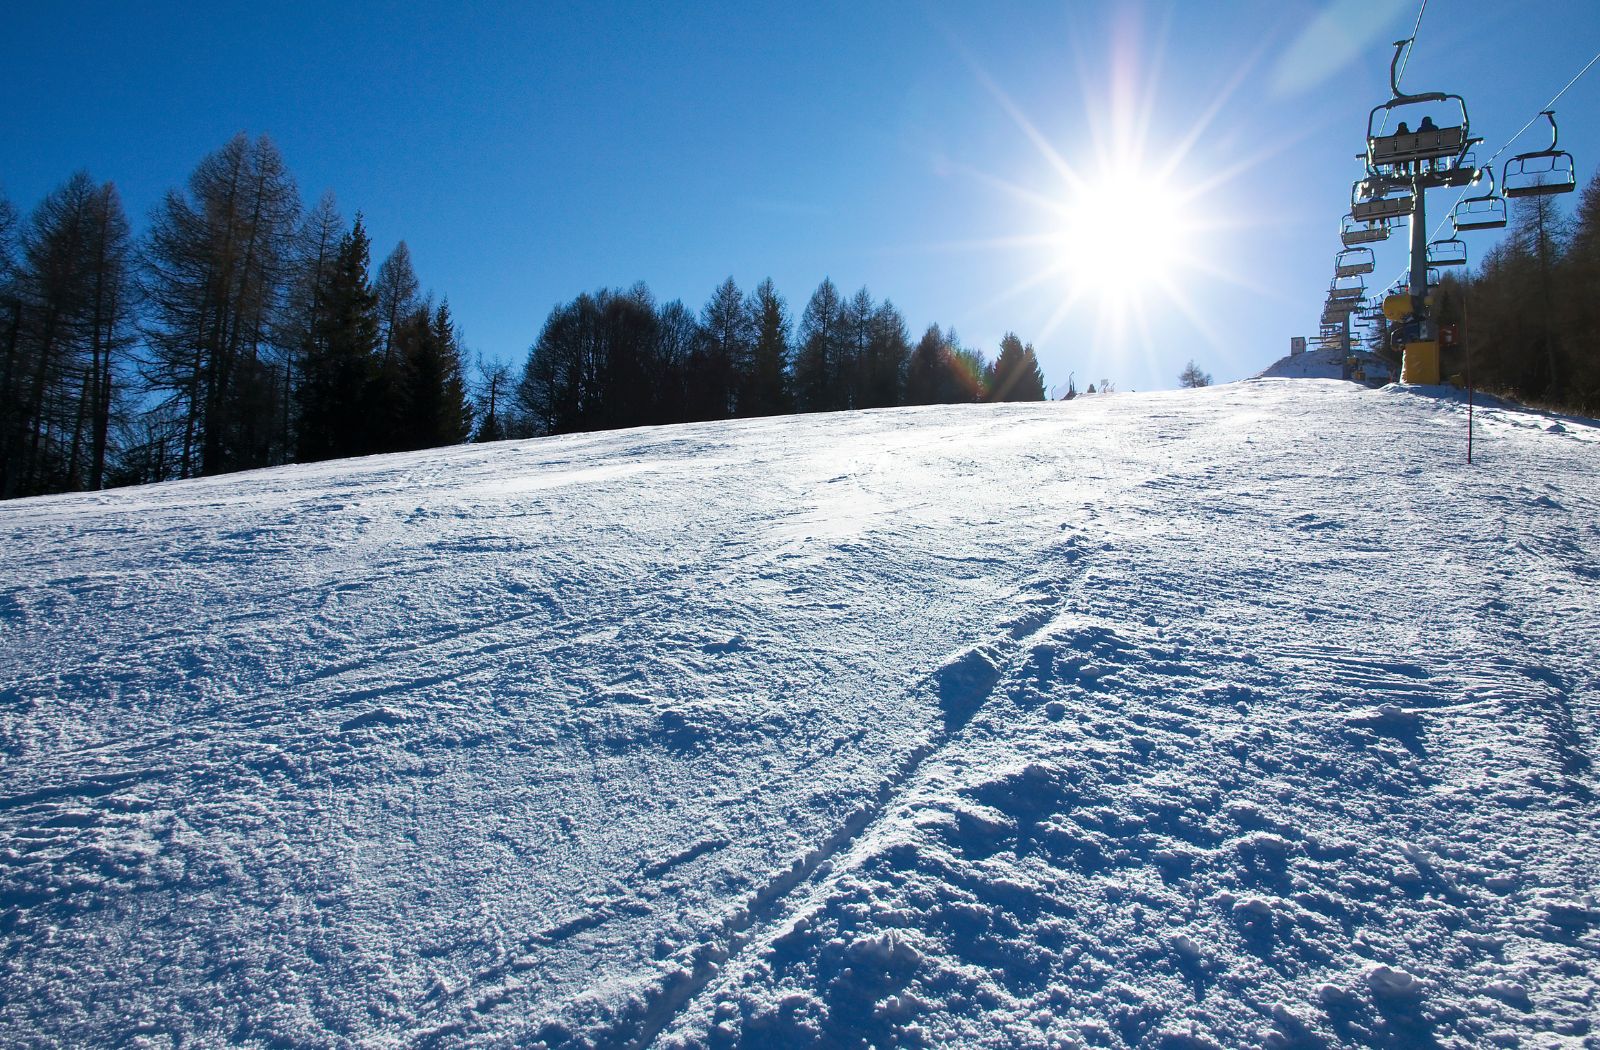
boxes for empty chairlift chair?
[1503,111,1576,197]
[1341,214,1391,246]
[1427,238,1468,268]
[1351,178,1414,223]
[1329,274,1366,303]
[1452,167,1508,232]
[1335,247,1376,277]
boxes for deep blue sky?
[4,1,1598,392]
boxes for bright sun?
[1056,168,1191,312]
[947,19,1262,380]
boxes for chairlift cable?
[1486,49,1600,167]
[1375,0,1429,136]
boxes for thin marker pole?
[1463,290,1474,464]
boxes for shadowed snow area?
[2,380,1597,1048]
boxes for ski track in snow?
[1,380,1598,1048]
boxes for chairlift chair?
[1427,238,1468,268]
[1351,179,1414,223]
[1335,246,1376,278]
[1365,40,1472,173]
[1503,111,1576,197]
[1452,167,1508,232]
[1341,214,1390,246]
[1426,266,1442,287]
[1322,299,1355,321]
[1329,274,1366,302]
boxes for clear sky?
[4,1,1598,393]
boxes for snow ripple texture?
[1,380,1597,1048]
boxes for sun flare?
[948,17,1275,382]
[1055,167,1191,313]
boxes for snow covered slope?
[1256,345,1393,383]
[2,380,1597,1048]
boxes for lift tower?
[1358,40,1478,384]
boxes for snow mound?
[1256,344,1393,383]
[3,381,1598,1047]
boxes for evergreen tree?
[947,336,989,402]
[842,286,875,408]
[862,299,910,408]
[374,241,420,363]
[693,277,749,420]
[741,278,791,416]
[905,323,944,405]
[392,300,472,449]
[296,216,380,461]
[987,332,1046,401]
[275,191,344,460]
[907,324,986,404]
[597,283,660,430]
[794,278,845,412]
[370,241,422,448]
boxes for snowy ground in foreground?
[2,380,1597,1049]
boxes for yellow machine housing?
[1383,290,1436,322]
[1401,340,1440,385]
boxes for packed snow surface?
[1256,345,1393,383]
[3,380,1598,1048]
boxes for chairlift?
[1351,178,1414,223]
[1365,40,1471,173]
[1341,214,1391,246]
[1426,266,1442,287]
[1503,111,1577,197]
[1427,238,1467,268]
[1452,167,1508,232]
[1335,246,1376,277]
[1329,274,1366,302]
